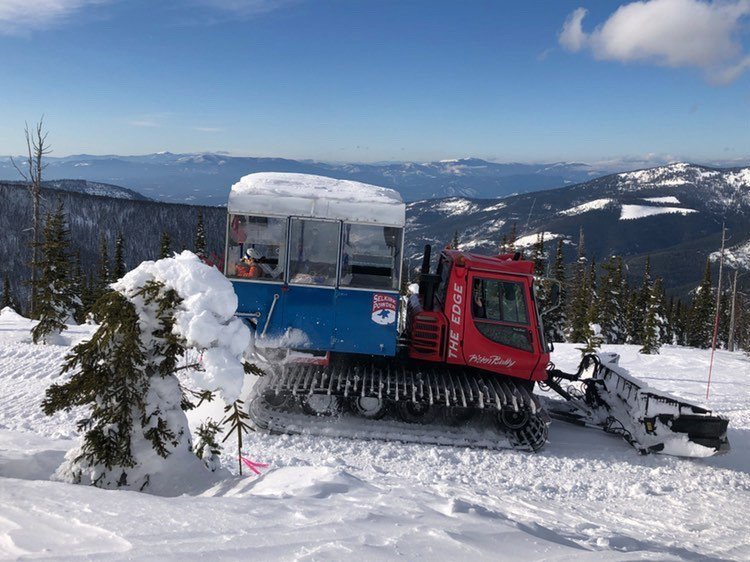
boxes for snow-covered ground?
[1,310,750,560]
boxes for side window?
[226,214,287,282]
[288,218,339,286]
[435,256,452,305]
[472,277,532,352]
[339,224,403,290]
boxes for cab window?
[339,224,402,290]
[288,218,339,286]
[471,277,532,352]
[226,215,287,281]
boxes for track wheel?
[396,400,436,424]
[507,414,549,452]
[301,394,342,417]
[350,396,387,419]
[497,408,530,430]
[444,407,474,426]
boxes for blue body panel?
[232,280,399,357]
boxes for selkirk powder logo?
[371,294,397,325]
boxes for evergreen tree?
[70,249,84,322]
[2,275,16,310]
[78,273,96,323]
[531,233,546,277]
[688,260,715,348]
[544,238,567,342]
[194,210,207,259]
[42,281,192,490]
[508,222,517,252]
[93,234,111,303]
[652,277,669,345]
[623,284,639,344]
[664,295,675,345]
[566,228,594,344]
[632,256,653,345]
[221,399,254,475]
[41,253,258,492]
[113,232,126,280]
[159,231,171,259]
[31,201,80,344]
[451,230,459,250]
[640,277,665,354]
[596,256,625,343]
[194,418,222,472]
[717,284,731,348]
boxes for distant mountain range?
[0,153,603,204]
[405,163,750,295]
[3,162,749,308]
[2,179,149,201]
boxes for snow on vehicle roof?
[228,172,406,227]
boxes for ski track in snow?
[1,314,750,560]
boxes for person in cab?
[236,248,263,279]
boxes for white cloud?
[559,0,750,83]
[129,120,160,128]
[195,126,223,132]
[559,7,588,52]
[0,0,110,35]
[191,0,300,17]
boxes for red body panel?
[408,250,549,382]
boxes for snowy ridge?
[607,163,750,210]
[558,198,615,216]
[643,196,681,204]
[620,205,697,220]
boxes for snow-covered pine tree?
[652,277,669,345]
[632,256,653,345]
[92,234,111,303]
[159,231,171,259]
[566,228,593,344]
[688,259,714,348]
[531,233,546,277]
[42,251,253,494]
[194,210,207,259]
[31,200,80,344]
[596,256,625,344]
[70,249,84,322]
[451,230,459,250]
[640,277,664,354]
[530,233,551,313]
[544,238,567,342]
[113,232,126,279]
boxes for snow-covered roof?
[228,172,405,227]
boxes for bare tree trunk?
[11,118,51,318]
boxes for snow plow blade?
[544,353,730,457]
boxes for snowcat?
[225,172,730,457]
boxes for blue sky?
[1,0,749,164]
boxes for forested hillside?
[1,181,225,308]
